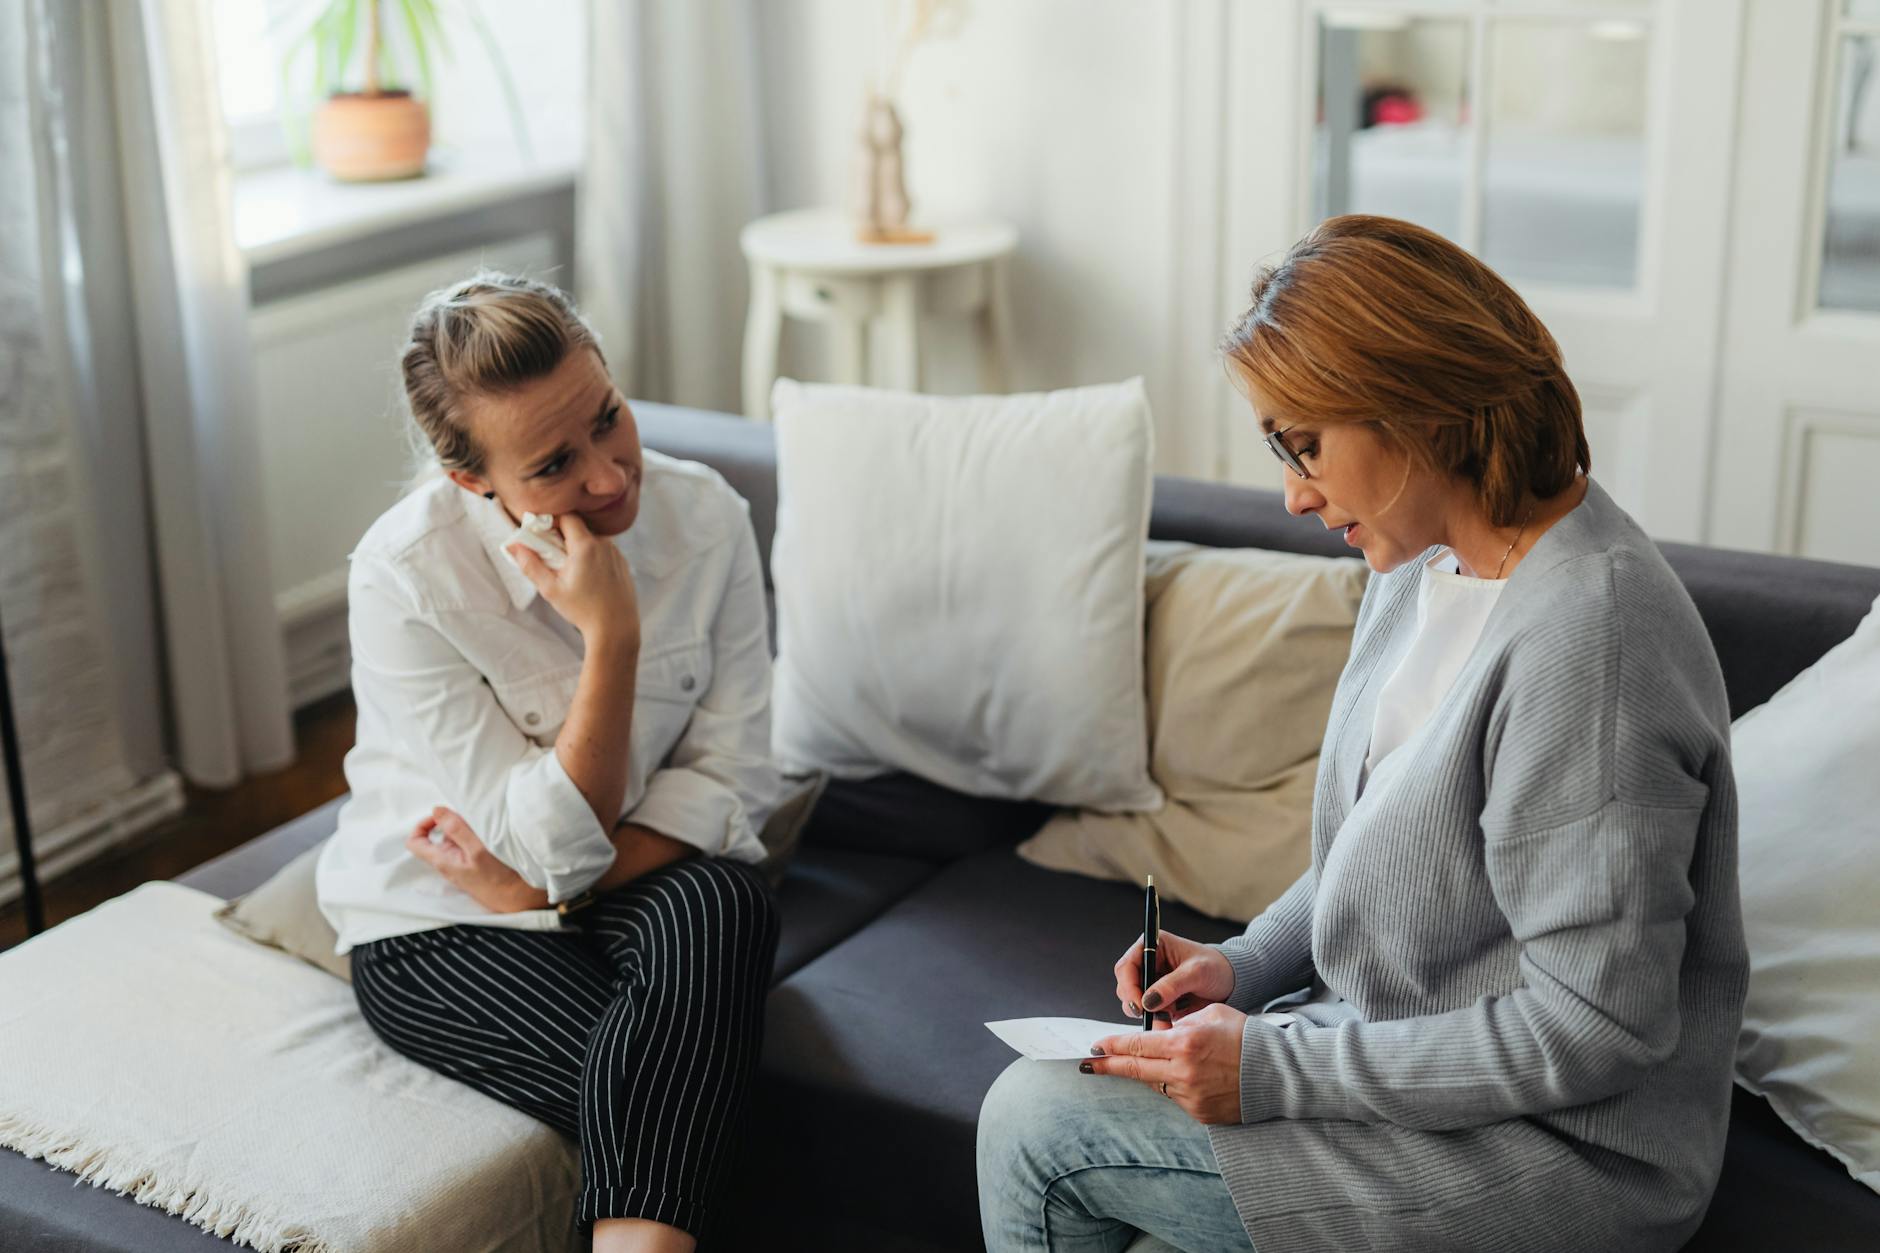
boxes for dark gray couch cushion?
[770,846,937,980]
[0,1148,238,1252]
[751,846,1244,1249]
[804,772,1056,863]
[1685,1087,1880,1251]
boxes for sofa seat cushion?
[0,1142,241,1252]
[771,845,937,980]
[802,772,1055,863]
[748,847,1242,1249]
[745,848,1880,1253]
[1681,1086,1880,1251]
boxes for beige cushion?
[758,770,829,886]
[1019,544,1367,922]
[216,774,828,980]
[215,844,351,981]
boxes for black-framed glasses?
[1264,424,1310,479]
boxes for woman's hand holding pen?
[1113,930,1235,1026]
[1085,1004,1249,1125]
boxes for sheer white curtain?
[2,0,166,904]
[29,0,292,790]
[577,0,769,413]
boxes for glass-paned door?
[1712,0,1880,566]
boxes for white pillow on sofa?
[768,378,1162,812]
[1731,591,1880,1193]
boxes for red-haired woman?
[978,216,1747,1253]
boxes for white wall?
[753,0,1232,475]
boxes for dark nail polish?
[1089,1044,1105,1056]
[1078,1061,1093,1075]
[1142,991,1162,1010]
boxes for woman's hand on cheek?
[406,807,550,914]
[1084,1003,1249,1125]
[507,513,640,646]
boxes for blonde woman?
[316,274,780,1253]
[977,217,1747,1252]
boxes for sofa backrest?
[636,401,1880,721]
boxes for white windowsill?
[234,144,580,268]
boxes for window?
[209,0,587,175]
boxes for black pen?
[1142,873,1159,1031]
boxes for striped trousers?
[349,856,779,1239]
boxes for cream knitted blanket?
[0,882,579,1252]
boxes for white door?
[1201,0,1743,547]
[1709,0,1880,567]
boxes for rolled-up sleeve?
[348,556,617,902]
[627,506,778,862]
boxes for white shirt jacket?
[317,450,779,954]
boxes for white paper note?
[985,1017,1134,1061]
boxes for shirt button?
[680,675,696,692]
[524,711,541,726]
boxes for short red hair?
[1223,215,1589,527]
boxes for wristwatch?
[555,889,597,918]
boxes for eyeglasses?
[1264,424,1310,480]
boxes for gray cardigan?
[1206,479,1749,1253]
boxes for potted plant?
[282,0,530,182]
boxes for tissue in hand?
[505,512,568,571]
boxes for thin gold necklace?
[1493,502,1538,580]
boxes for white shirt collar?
[462,490,546,612]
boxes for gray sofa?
[4,401,1878,1252]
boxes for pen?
[1142,873,1158,1031]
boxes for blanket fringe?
[0,1112,332,1252]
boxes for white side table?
[739,208,1019,419]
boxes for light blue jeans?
[977,1058,1256,1253]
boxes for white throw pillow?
[1731,592,1880,1193]
[768,378,1162,812]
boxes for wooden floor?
[0,692,356,951]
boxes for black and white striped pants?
[350,855,779,1239]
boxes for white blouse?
[316,450,779,954]
[1361,548,1507,789]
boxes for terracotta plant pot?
[312,90,430,182]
